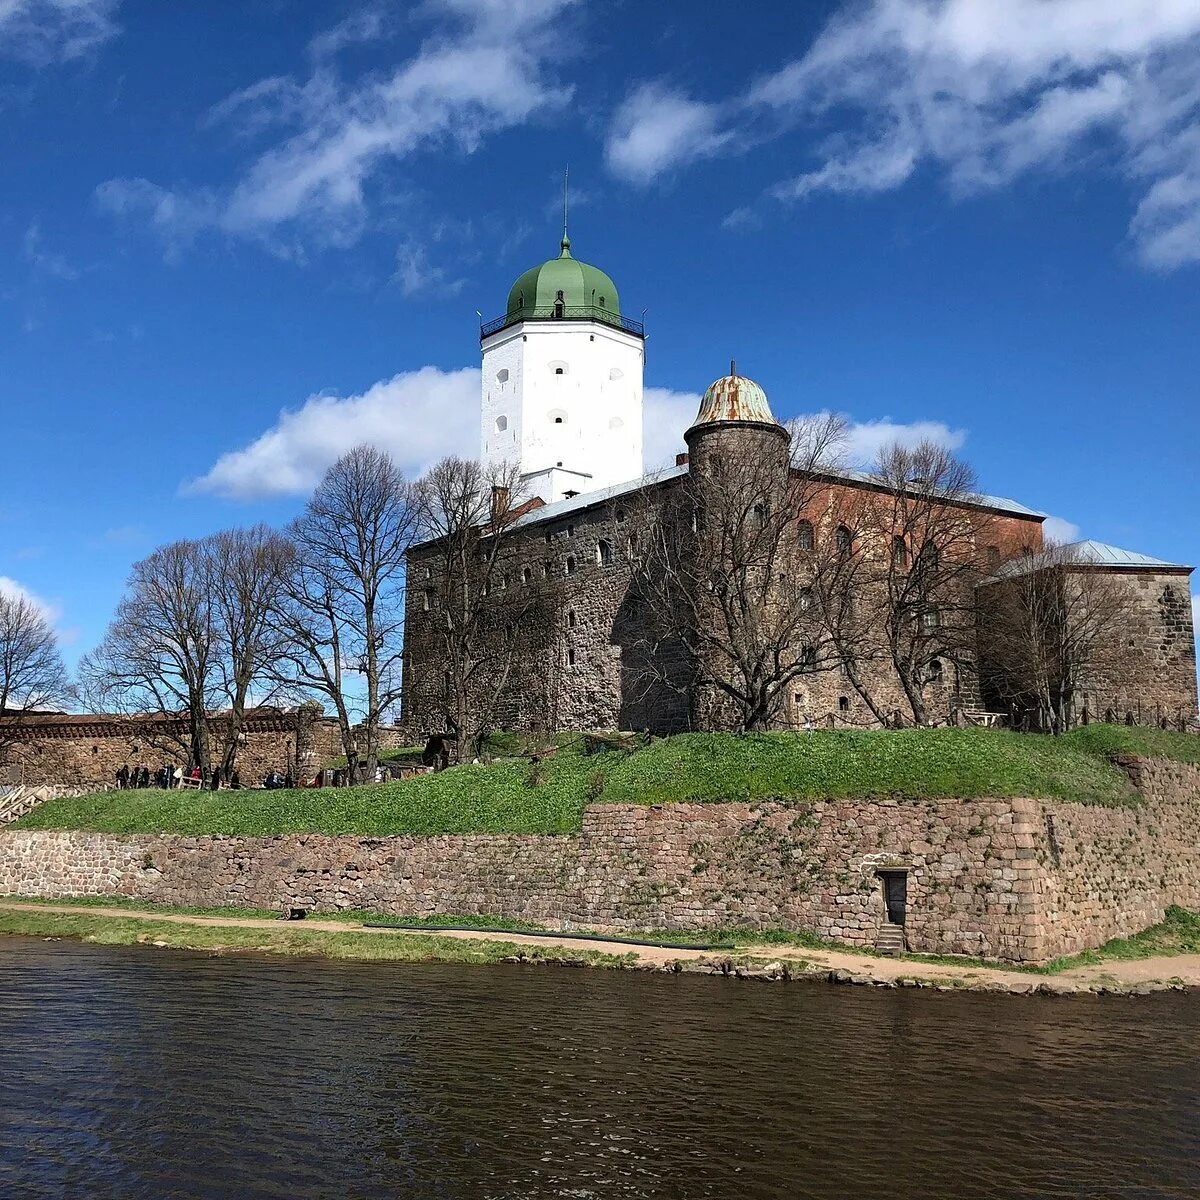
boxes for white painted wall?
[481,319,644,504]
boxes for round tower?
[683,362,790,480]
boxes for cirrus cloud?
[606,0,1200,270]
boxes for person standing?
[116,763,129,790]
[210,766,221,792]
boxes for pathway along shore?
[1,900,1196,995]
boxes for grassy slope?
[11,724,1193,838]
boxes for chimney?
[490,484,510,521]
[675,452,690,466]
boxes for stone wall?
[1,713,343,788]
[3,758,1196,962]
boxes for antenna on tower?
[560,165,571,256]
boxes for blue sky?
[2,0,1199,663]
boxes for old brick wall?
[2,716,342,788]
[401,461,1053,737]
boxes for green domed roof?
[506,235,622,319]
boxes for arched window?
[838,695,850,713]
[916,542,939,579]
[797,519,814,551]
[798,587,813,612]
[835,525,853,554]
[597,539,612,567]
[800,645,817,671]
[555,367,564,375]
[522,566,532,584]
[554,289,564,319]
[568,610,577,628]
[548,409,567,426]
[494,415,507,432]
[567,647,576,667]
[565,555,576,575]
[920,606,941,631]
[752,502,767,526]
[986,544,1001,570]
[891,535,907,567]
[927,658,944,683]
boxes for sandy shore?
[2,900,1195,995]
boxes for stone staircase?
[874,924,907,956]
[0,785,88,828]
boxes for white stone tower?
[479,217,644,504]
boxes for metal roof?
[508,459,1048,531]
[989,539,1192,579]
[511,464,688,529]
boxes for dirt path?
[3,900,1196,993]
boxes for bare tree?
[208,524,293,776]
[630,414,848,732]
[0,590,69,765]
[413,457,541,760]
[270,538,361,778]
[79,538,216,772]
[978,545,1136,732]
[812,441,996,726]
[288,447,415,777]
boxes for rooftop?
[989,539,1193,579]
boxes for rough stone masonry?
[2,756,1196,964]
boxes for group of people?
[115,763,242,791]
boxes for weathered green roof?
[690,371,778,428]
[506,235,622,319]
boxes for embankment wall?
[1,757,1195,963]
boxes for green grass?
[10,725,1176,838]
[1058,724,1200,766]
[1040,906,1200,972]
[0,906,634,967]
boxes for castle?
[402,227,1198,736]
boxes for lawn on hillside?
[10,725,1192,838]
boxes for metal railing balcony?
[480,306,645,339]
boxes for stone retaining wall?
[1,758,1196,963]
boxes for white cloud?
[186,367,481,500]
[22,221,79,280]
[190,363,971,504]
[0,575,59,624]
[0,0,118,65]
[607,0,1200,269]
[643,386,700,469]
[393,239,467,298]
[605,84,732,184]
[1042,514,1082,544]
[98,0,577,254]
[842,416,965,465]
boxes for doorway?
[879,871,907,926]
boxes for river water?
[1,937,1197,1199]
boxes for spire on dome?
[560,165,572,258]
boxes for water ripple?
[0,937,1197,1199]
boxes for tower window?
[522,566,532,584]
[568,610,577,628]
[835,525,854,554]
[839,696,850,713]
[496,369,509,383]
[598,296,606,307]
[597,540,612,567]
[494,415,507,432]
[609,367,623,381]
[548,409,567,426]
[986,544,1001,569]
[609,416,624,430]
[565,555,576,575]
[928,658,944,683]
[555,367,564,375]
[797,519,814,551]
[567,647,576,667]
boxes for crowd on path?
[115,763,245,792]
